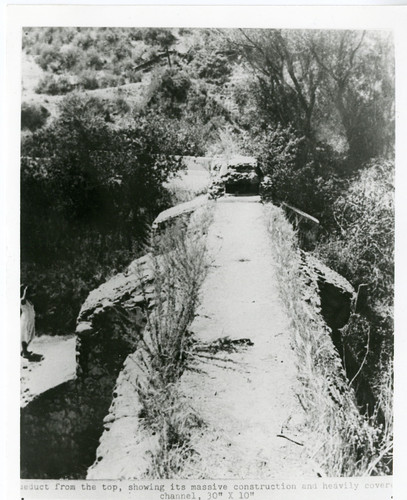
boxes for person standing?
[20,284,36,359]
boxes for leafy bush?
[142,28,177,51]
[196,51,232,83]
[316,158,394,416]
[133,109,207,157]
[78,71,99,90]
[76,31,95,51]
[186,85,230,125]
[250,124,343,226]
[35,74,75,95]
[35,43,81,74]
[85,49,105,70]
[60,46,80,71]
[112,41,132,63]
[21,103,50,131]
[318,159,394,305]
[21,94,187,333]
[35,46,62,72]
[111,96,131,116]
[98,74,120,88]
[160,69,191,102]
[143,72,232,154]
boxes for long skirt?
[21,300,35,346]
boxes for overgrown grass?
[315,159,394,419]
[263,203,392,476]
[133,205,214,478]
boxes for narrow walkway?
[181,197,315,478]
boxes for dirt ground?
[20,335,77,408]
[180,196,316,478]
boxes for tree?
[233,29,394,167]
[20,93,185,332]
[309,30,394,166]
[143,28,177,67]
[232,29,323,142]
[21,94,184,251]
[21,103,50,131]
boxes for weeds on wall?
[133,205,214,478]
[263,203,392,476]
[315,159,394,423]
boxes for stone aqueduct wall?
[21,156,360,479]
[21,256,152,478]
[20,186,209,479]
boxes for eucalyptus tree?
[309,30,394,166]
[232,28,323,142]
[232,28,394,167]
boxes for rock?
[152,194,208,231]
[23,254,157,478]
[76,321,92,334]
[299,250,356,330]
[86,352,159,480]
[209,156,262,197]
[76,254,153,336]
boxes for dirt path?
[181,196,316,478]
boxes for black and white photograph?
[3,3,406,499]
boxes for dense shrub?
[76,31,95,51]
[85,49,105,70]
[312,158,394,451]
[112,41,132,63]
[125,70,143,84]
[60,46,81,71]
[78,71,99,90]
[142,28,177,51]
[265,204,392,476]
[35,46,62,72]
[35,44,80,74]
[186,85,230,125]
[143,69,232,154]
[160,69,191,102]
[317,159,394,308]
[21,94,186,333]
[251,124,343,225]
[196,51,232,83]
[21,103,50,131]
[35,74,75,95]
[111,96,131,116]
[98,74,120,88]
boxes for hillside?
[21,28,249,153]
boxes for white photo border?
[3,4,407,499]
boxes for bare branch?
[348,324,370,387]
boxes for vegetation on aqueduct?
[21,27,394,476]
